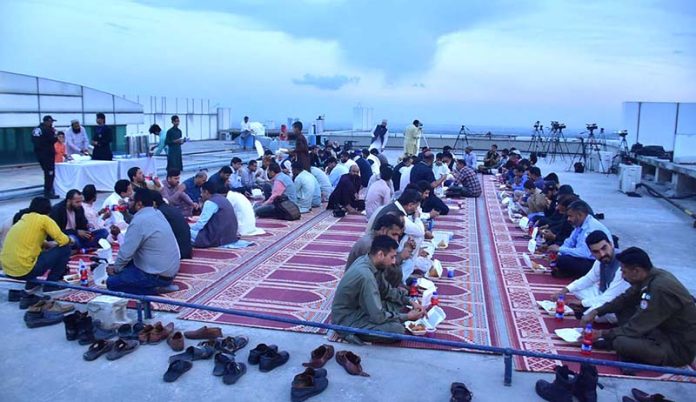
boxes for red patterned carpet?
[56,208,327,312]
[181,198,496,349]
[481,177,695,382]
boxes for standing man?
[403,119,422,156]
[292,121,311,172]
[92,113,113,161]
[166,115,184,172]
[33,115,59,199]
[239,116,253,151]
[369,119,389,152]
[65,119,90,156]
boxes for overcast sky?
[1,0,694,129]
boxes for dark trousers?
[14,245,71,290]
[106,262,173,295]
[422,195,450,215]
[66,228,109,250]
[612,328,693,367]
[255,204,278,219]
[37,156,55,195]
[556,255,595,279]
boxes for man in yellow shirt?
[0,197,72,293]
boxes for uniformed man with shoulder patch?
[33,115,59,199]
[583,247,696,367]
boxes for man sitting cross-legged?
[160,169,198,218]
[106,189,180,295]
[552,230,630,324]
[50,189,109,250]
[151,190,192,259]
[190,181,240,248]
[332,235,426,344]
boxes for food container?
[518,216,529,230]
[63,274,80,284]
[404,321,427,336]
[537,300,574,316]
[416,277,436,292]
[426,259,443,279]
[404,306,447,336]
[554,328,583,343]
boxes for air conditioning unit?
[618,164,641,193]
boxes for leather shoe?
[302,344,334,368]
[248,343,278,365]
[167,331,185,352]
[450,382,473,402]
[148,322,174,344]
[291,372,329,402]
[335,351,369,377]
[631,388,674,402]
[27,300,74,314]
[259,348,290,372]
[183,326,222,340]
[292,367,327,383]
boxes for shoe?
[168,345,215,364]
[572,363,602,402]
[77,315,97,345]
[93,322,117,341]
[248,344,278,365]
[219,336,249,354]
[335,350,370,377]
[27,300,74,314]
[105,339,139,360]
[24,310,65,328]
[214,352,234,376]
[63,311,87,341]
[8,289,24,302]
[535,365,576,402]
[83,340,114,361]
[259,348,290,372]
[292,367,327,384]
[222,361,247,385]
[155,284,179,294]
[167,331,185,352]
[291,372,329,402]
[19,294,49,310]
[302,344,335,368]
[137,323,155,343]
[118,322,146,341]
[631,388,674,402]
[163,360,193,383]
[148,322,174,344]
[183,326,223,340]
[450,382,473,402]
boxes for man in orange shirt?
[54,131,69,163]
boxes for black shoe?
[450,382,473,402]
[259,349,289,372]
[248,344,278,365]
[535,365,576,402]
[77,315,96,345]
[19,294,50,310]
[24,311,65,328]
[572,363,602,402]
[8,289,25,302]
[291,373,329,402]
[63,311,87,341]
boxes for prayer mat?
[54,208,327,312]
[481,177,696,382]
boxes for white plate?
[555,328,583,343]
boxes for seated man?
[292,161,317,214]
[101,179,133,230]
[547,200,612,279]
[339,150,357,171]
[332,235,426,343]
[229,157,249,194]
[50,189,108,249]
[552,230,630,323]
[463,146,477,169]
[365,165,394,219]
[226,187,264,236]
[0,197,73,293]
[481,144,500,170]
[128,166,161,191]
[584,247,696,367]
[450,159,482,198]
[410,151,449,215]
[160,169,198,217]
[528,166,545,190]
[518,179,547,220]
[432,152,450,181]
[254,163,298,219]
[310,166,332,203]
[106,189,180,295]
[326,156,349,188]
[327,164,363,214]
[190,182,239,248]
[541,194,578,246]
[151,190,192,259]
[356,149,373,188]
[241,159,271,197]
[182,170,208,204]
[208,166,232,193]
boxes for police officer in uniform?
[584,247,696,367]
[33,115,59,199]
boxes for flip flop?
[222,361,247,385]
[83,340,114,361]
[163,359,193,383]
[106,339,139,360]
[220,336,249,354]
[213,352,233,376]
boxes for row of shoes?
[535,363,601,402]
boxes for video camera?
[617,130,628,137]
[586,123,598,130]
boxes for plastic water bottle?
[409,282,419,303]
[581,323,593,355]
[78,260,89,286]
[555,295,565,321]
[427,219,434,231]
[430,291,440,307]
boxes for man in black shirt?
[32,115,59,199]
[409,151,449,215]
[151,190,192,259]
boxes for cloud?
[292,74,360,90]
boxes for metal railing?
[4,276,695,385]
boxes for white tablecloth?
[116,157,157,180]
[54,160,119,196]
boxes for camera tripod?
[452,125,471,156]
[527,122,545,154]
[568,134,604,172]
[606,133,631,175]
[543,126,570,162]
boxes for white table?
[116,157,157,180]
[54,160,119,196]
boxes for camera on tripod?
[617,130,628,138]
[533,121,540,130]
[586,123,598,131]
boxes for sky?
[1,0,695,130]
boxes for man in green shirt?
[165,115,184,172]
[332,235,425,344]
[583,247,696,367]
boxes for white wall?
[124,95,220,141]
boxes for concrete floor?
[1,148,695,401]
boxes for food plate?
[404,321,427,336]
[416,277,436,292]
[555,328,583,343]
[537,300,575,316]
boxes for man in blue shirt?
[182,170,208,204]
[547,200,612,279]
